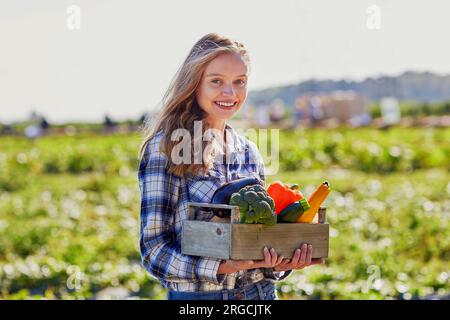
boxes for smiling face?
[196,52,249,130]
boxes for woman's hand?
[217,247,284,274]
[273,244,325,272]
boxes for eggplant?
[210,177,262,217]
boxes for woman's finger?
[305,245,313,266]
[270,248,278,266]
[276,258,291,270]
[298,244,308,266]
[275,254,284,266]
[290,248,301,266]
[263,247,271,265]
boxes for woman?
[138,33,323,300]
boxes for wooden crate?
[181,202,329,260]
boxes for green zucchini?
[277,201,305,223]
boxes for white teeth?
[215,101,236,107]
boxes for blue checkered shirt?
[138,124,291,292]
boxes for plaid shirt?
[138,124,291,292]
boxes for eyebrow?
[205,73,248,78]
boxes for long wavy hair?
[139,33,250,177]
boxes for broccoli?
[229,184,277,225]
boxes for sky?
[1,0,450,123]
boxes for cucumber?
[277,201,305,223]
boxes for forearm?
[217,260,240,274]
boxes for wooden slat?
[318,207,327,224]
[187,202,236,210]
[181,220,231,259]
[231,206,240,224]
[188,205,196,220]
[231,223,329,260]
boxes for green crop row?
[0,128,448,299]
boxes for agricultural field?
[0,127,449,299]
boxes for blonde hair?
[139,33,250,177]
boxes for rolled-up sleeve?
[138,142,224,286]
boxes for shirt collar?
[224,123,246,155]
[206,124,249,178]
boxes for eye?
[211,79,222,85]
[235,79,246,86]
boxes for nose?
[222,84,236,97]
